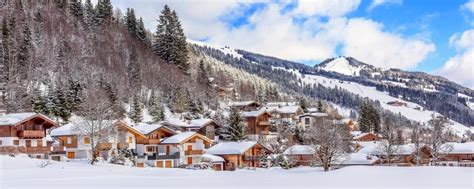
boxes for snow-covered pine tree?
[299,97,308,113]
[148,94,165,123]
[317,100,323,112]
[358,101,380,133]
[51,85,73,123]
[83,0,95,29]
[129,94,143,123]
[226,107,246,141]
[69,0,84,19]
[135,17,148,45]
[152,5,189,73]
[95,0,113,25]
[31,88,49,116]
[127,49,141,88]
[125,8,137,37]
[17,16,31,81]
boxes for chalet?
[49,118,130,161]
[131,123,177,167]
[241,108,272,140]
[386,101,407,107]
[298,112,328,129]
[353,133,381,142]
[200,154,225,171]
[267,105,304,125]
[229,101,260,111]
[205,141,271,171]
[436,142,474,167]
[283,145,315,166]
[0,112,58,159]
[163,118,220,140]
[158,132,213,168]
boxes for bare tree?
[377,117,399,165]
[73,88,117,165]
[426,115,453,165]
[411,122,425,166]
[305,118,350,171]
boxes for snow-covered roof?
[132,122,175,135]
[299,112,328,118]
[0,112,50,126]
[341,152,378,165]
[160,132,203,144]
[353,133,380,140]
[274,106,302,114]
[164,118,215,128]
[200,154,225,163]
[50,122,75,136]
[241,108,268,118]
[283,145,315,155]
[229,101,259,107]
[206,141,257,155]
[266,102,297,106]
[444,142,474,154]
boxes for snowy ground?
[1,155,473,189]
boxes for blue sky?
[110,0,473,88]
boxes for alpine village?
[0,0,473,178]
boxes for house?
[436,142,474,167]
[298,112,328,129]
[0,112,58,159]
[353,133,381,142]
[49,118,128,161]
[205,141,271,171]
[283,145,315,166]
[131,122,177,167]
[241,108,272,140]
[163,118,220,140]
[158,131,213,168]
[200,154,225,171]
[267,105,304,125]
[229,101,260,111]
[387,101,408,107]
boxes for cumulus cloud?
[462,0,474,12]
[438,30,474,89]
[342,18,435,69]
[112,0,434,69]
[368,0,403,10]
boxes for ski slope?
[320,57,362,76]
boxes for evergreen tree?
[96,0,113,25]
[129,94,143,123]
[83,0,95,28]
[0,18,9,87]
[17,17,31,81]
[136,17,148,44]
[51,85,73,123]
[149,94,165,123]
[226,107,246,141]
[317,100,324,112]
[69,0,84,19]
[31,88,49,115]
[299,98,308,113]
[153,5,189,73]
[125,8,137,36]
[127,49,141,88]
[358,101,380,133]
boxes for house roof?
[0,112,57,127]
[200,154,225,163]
[163,118,216,129]
[353,133,381,140]
[299,112,328,118]
[160,132,212,144]
[341,152,379,165]
[444,142,474,154]
[241,108,270,118]
[275,105,302,114]
[132,122,176,136]
[206,141,258,155]
[283,145,315,155]
[50,122,75,136]
[229,101,259,107]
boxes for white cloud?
[342,18,435,69]
[438,29,474,89]
[462,0,474,13]
[368,0,403,10]
[112,0,435,69]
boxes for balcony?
[185,150,203,155]
[147,152,180,160]
[17,130,45,139]
[24,147,51,154]
[243,155,260,161]
[259,121,271,126]
[136,139,161,144]
[51,146,66,154]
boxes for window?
[13,140,19,145]
[0,140,2,145]
[128,137,133,143]
[67,137,72,144]
[146,146,155,152]
[37,140,43,147]
[305,118,310,125]
[83,137,90,144]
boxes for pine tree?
[136,17,148,45]
[51,85,73,123]
[125,8,137,37]
[149,94,165,123]
[127,50,141,88]
[299,98,308,113]
[153,5,189,73]
[0,18,9,88]
[69,0,84,19]
[358,101,380,133]
[317,100,324,112]
[226,107,246,141]
[129,94,143,123]
[17,17,31,81]
[83,0,95,28]
[31,88,49,115]
[96,0,113,25]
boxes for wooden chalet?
[163,119,220,140]
[205,141,271,171]
[283,145,315,166]
[229,101,260,111]
[241,109,272,138]
[159,132,213,168]
[0,113,58,159]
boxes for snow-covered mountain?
[190,41,474,135]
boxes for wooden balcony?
[24,147,51,154]
[259,121,271,126]
[136,139,161,144]
[51,146,66,154]
[147,152,180,160]
[243,155,260,161]
[17,130,45,139]
[185,150,203,155]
